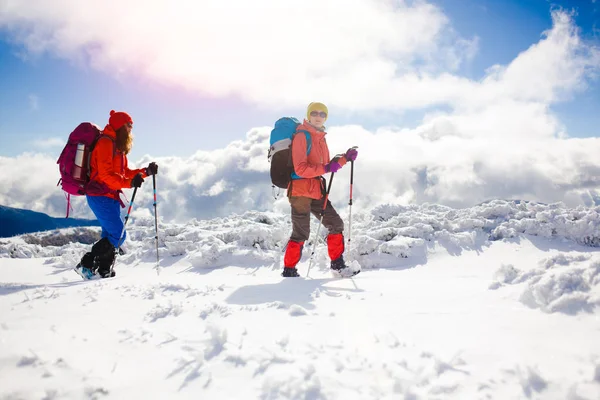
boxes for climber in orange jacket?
[75,110,158,279]
[282,102,358,277]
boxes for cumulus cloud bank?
[2,121,600,223]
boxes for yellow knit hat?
[307,102,328,120]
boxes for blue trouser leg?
[86,195,126,247]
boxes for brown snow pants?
[289,196,344,242]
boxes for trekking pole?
[110,185,138,273]
[348,159,354,246]
[348,146,358,247]
[152,174,160,275]
[121,186,138,238]
[306,159,339,278]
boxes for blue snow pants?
[86,195,126,247]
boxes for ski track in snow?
[1,200,600,399]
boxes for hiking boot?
[330,255,347,271]
[281,267,300,277]
[94,248,116,273]
[97,269,116,278]
[79,252,95,269]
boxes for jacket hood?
[102,124,117,139]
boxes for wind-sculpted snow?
[491,255,600,315]
[3,201,600,317]
[1,202,600,399]
[3,201,600,266]
[369,200,600,247]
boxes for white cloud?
[0,0,475,111]
[28,94,39,111]
[0,3,596,113]
[478,12,598,105]
[205,179,228,197]
[0,152,71,216]
[31,137,63,148]
[2,121,600,223]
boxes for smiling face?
[308,110,327,128]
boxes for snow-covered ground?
[1,200,599,399]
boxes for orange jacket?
[87,125,147,201]
[288,120,346,199]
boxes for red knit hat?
[108,110,133,130]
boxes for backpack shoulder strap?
[96,135,117,157]
[295,129,311,155]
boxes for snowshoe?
[330,256,361,278]
[74,264,97,280]
[334,267,360,278]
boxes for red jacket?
[289,120,346,199]
[87,125,147,202]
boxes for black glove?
[146,162,158,176]
[131,173,144,188]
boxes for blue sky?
[438,0,600,136]
[0,0,599,161]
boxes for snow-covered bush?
[3,201,600,279]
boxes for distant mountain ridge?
[0,205,99,238]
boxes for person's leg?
[310,198,345,266]
[86,196,123,277]
[95,248,117,277]
[78,237,111,270]
[282,196,312,276]
[76,197,115,278]
[86,196,125,247]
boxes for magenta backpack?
[56,122,114,217]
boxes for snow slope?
[1,200,599,399]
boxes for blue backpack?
[268,117,311,188]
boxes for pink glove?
[345,148,358,162]
[325,161,342,173]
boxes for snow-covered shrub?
[3,202,600,278]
